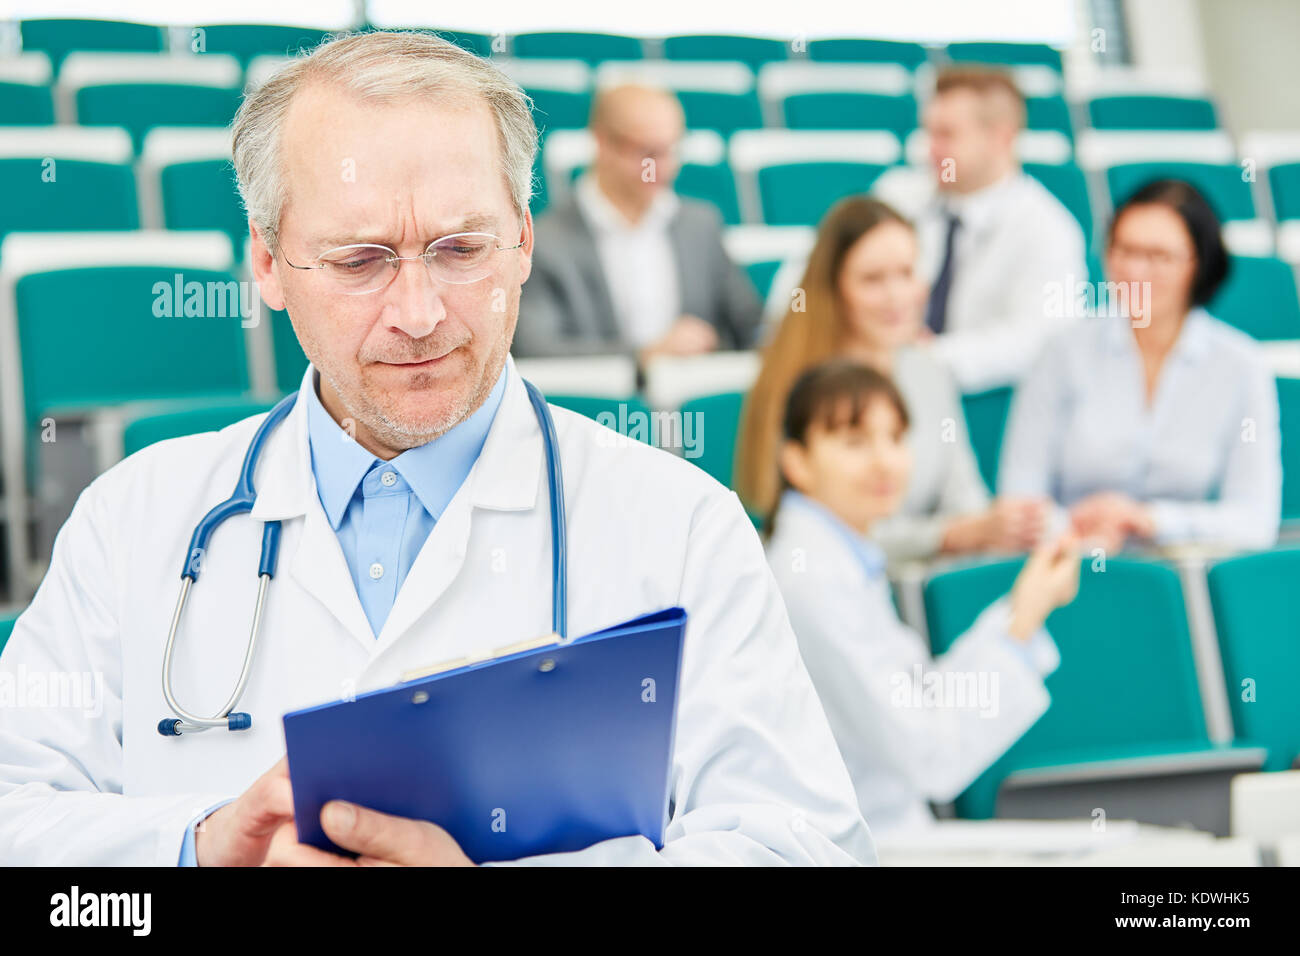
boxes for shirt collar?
[938,168,1021,233]
[1102,307,1214,364]
[779,488,886,580]
[306,362,509,530]
[576,171,679,233]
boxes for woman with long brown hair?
[735,195,1046,561]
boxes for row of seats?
[10,20,1067,72]
[2,226,1296,540]
[923,549,1300,817]
[6,120,1300,273]
[0,46,1226,140]
[9,124,1300,345]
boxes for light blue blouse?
[998,309,1281,549]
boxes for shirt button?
[368,562,385,580]
[381,471,397,487]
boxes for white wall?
[1196,0,1300,132]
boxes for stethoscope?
[158,378,567,736]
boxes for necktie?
[924,213,962,335]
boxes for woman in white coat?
[765,360,1081,835]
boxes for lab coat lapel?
[250,369,376,654]
[374,357,544,653]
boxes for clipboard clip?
[399,632,566,682]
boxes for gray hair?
[231,30,537,254]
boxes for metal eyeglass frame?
[281,231,526,294]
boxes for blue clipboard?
[282,606,686,863]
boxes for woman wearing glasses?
[998,179,1281,552]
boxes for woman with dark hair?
[999,180,1281,551]
[765,359,1080,834]
[736,195,1047,562]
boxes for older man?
[0,32,872,866]
[514,83,763,361]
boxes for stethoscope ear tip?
[157,718,183,736]
[227,713,252,731]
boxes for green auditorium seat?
[924,557,1251,819]
[20,18,164,72]
[675,163,741,225]
[527,88,593,135]
[75,82,242,153]
[1106,162,1256,223]
[1086,250,1105,284]
[945,42,1062,71]
[511,32,643,64]
[1207,256,1300,340]
[662,35,788,69]
[1207,548,1300,770]
[676,90,763,136]
[959,386,1013,494]
[0,55,56,123]
[0,613,17,655]
[13,262,250,423]
[191,24,328,64]
[0,156,138,239]
[782,91,917,137]
[271,308,310,394]
[1276,378,1300,522]
[1025,95,1073,139]
[758,162,891,226]
[122,398,277,457]
[545,394,654,442]
[159,159,246,251]
[1087,95,1219,132]
[1268,162,1300,221]
[530,153,549,216]
[1024,162,1093,247]
[744,261,782,300]
[0,83,54,124]
[806,38,928,70]
[680,391,745,488]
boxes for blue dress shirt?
[179,362,509,865]
[304,364,508,638]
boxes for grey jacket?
[513,193,763,357]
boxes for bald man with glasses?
[515,83,763,363]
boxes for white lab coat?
[0,357,874,866]
[765,495,1059,835]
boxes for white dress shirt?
[766,490,1059,836]
[917,170,1087,391]
[998,309,1282,549]
[575,173,681,348]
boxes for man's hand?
[195,757,296,867]
[311,801,475,867]
[638,314,720,362]
[195,756,475,866]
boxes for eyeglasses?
[1107,242,1194,270]
[282,232,525,295]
